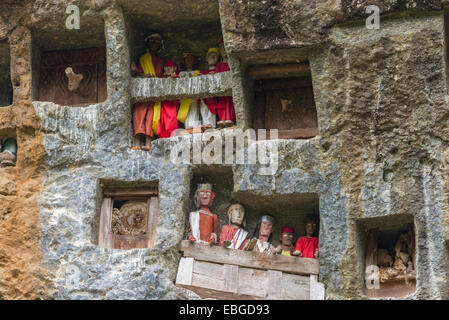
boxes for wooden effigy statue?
[198,48,220,129]
[0,138,17,168]
[157,60,179,139]
[292,216,319,258]
[218,204,248,250]
[245,214,276,254]
[131,33,165,151]
[187,183,218,245]
[275,226,296,256]
[215,38,235,128]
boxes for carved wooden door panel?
[39,47,107,106]
[264,77,317,131]
[254,77,318,139]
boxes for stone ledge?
[131,72,232,103]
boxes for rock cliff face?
[0,0,448,299]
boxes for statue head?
[219,38,227,60]
[280,226,295,247]
[194,183,215,209]
[183,53,195,70]
[206,48,219,67]
[304,215,318,237]
[145,33,163,55]
[164,60,177,76]
[250,214,275,243]
[227,204,246,228]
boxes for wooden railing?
[180,240,319,276]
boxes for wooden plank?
[247,63,310,78]
[113,234,147,249]
[259,77,313,91]
[224,264,239,294]
[104,188,158,197]
[193,260,224,280]
[310,274,325,300]
[281,273,310,300]
[175,257,193,286]
[98,197,113,248]
[277,128,319,139]
[180,240,319,275]
[365,229,378,271]
[147,196,159,248]
[266,270,282,299]
[192,273,225,292]
[238,267,267,298]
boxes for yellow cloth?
[152,102,162,133]
[281,250,291,256]
[177,70,200,123]
[139,52,157,77]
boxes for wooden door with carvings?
[254,76,318,139]
[39,47,107,106]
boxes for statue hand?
[131,62,137,72]
[223,240,231,247]
[292,250,301,256]
[188,234,196,242]
[314,249,319,259]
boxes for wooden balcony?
[175,240,325,300]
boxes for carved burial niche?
[360,215,416,298]
[0,40,12,107]
[32,16,106,106]
[0,129,17,168]
[38,48,107,106]
[99,188,159,250]
[250,63,318,139]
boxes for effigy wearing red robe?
[218,225,247,250]
[295,236,319,259]
[157,100,179,138]
[187,209,218,243]
[132,55,165,137]
[215,61,236,123]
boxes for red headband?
[164,60,177,67]
[281,226,294,234]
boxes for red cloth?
[187,209,218,243]
[282,226,295,234]
[133,55,164,137]
[215,62,235,122]
[133,102,155,137]
[136,55,165,77]
[295,236,319,259]
[218,225,246,250]
[157,100,179,138]
[200,69,218,114]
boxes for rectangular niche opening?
[0,129,17,168]
[124,2,222,76]
[234,192,320,257]
[250,62,318,139]
[0,40,12,107]
[358,215,416,299]
[31,17,107,106]
[178,172,322,300]
[98,184,159,250]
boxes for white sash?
[228,228,248,249]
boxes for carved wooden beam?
[179,240,319,275]
[246,63,310,78]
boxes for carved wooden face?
[146,37,162,53]
[198,189,214,207]
[164,66,176,75]
[183,54,195,69]
[305,220,317,236]
[228,205,245,227]
[280,232,294,246]
[259,221,273,238]
[206,52,219,66]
